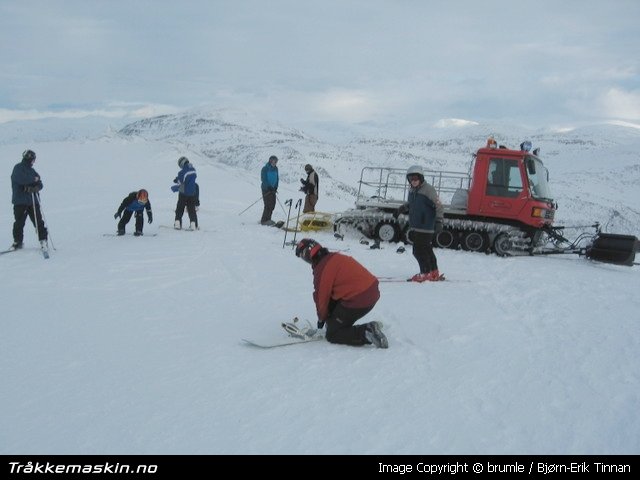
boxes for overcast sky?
[1,0,639,130]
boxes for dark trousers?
[261,190,276,223]
[118,210,144,233]
[13,204,47,243]
[175,194,198,227]
[410,230,438,273]
[325,302,376,346]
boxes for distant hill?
[2,107,639,234]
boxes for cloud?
[0,104,181,124]
[307,89,382,123]
[599,88,640,121]
[1,0,639,129]
[433,118,479,128]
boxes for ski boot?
[425,270,445,281]
[364,321,388,348]
[409,273,429,283]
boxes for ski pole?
[31,192,41,242]
[238,195,264,216]
[276,193,288,216]
[35,192,55,250]
[282,199,293,248]
[290,198,303,248]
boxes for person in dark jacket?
[295,238,388,348]
[171,156,198,230]
[114,189,153,236]
[10,149,48,249]
[260,155,279,225]
[300,164,319,213]
[395,165,444,282]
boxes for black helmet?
[295,238,322,264]
[23,150,36,163]
[305,164,313,173]
[269,155,278,163]
[178,156,189,168]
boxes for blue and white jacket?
[172,163,198,197]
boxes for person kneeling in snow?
[114,189,153,236]
[295,238,388,348]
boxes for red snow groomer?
[334,138,638,266]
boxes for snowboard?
[103,233,158,237]
[241,336,324,349]
[242,318,324,348]
[159,225,198,231]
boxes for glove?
[435,220,443,234]
[24,185,41,193]
[317,319,325,329]
[171,185,179,192]
[148,212,153,224]
[393,204,408,219]
[114,211,121,219]
[173,177,179,183]
[300,178,308,185]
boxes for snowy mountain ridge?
[115,108,640,235]
[1,107,639,234]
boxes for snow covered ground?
[1,126,639,455]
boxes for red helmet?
[295,238,322,264]
[137,189,149,203]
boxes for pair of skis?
[377,274,446,283]
[1,243,50,259]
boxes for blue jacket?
[116,192,152,219]
[172,163,198,196]
[11,158,43,205]
[406,182,442,233]
[261,162,279,192]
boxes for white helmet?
[406,165,424,183]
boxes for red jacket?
[312,252,380,321]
